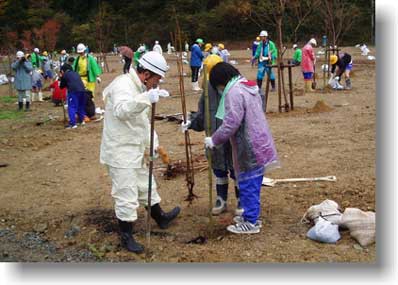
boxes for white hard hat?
[16,51,24,58]
[77,43,86,53]
[155,41,159,44]
[292,44,298,49]
[309,38,317,46]
[138,46,146,53]
[138,51,169,77]
[33,48,39,53]
[259,30,268,37]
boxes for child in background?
[49,76,67,106]
[31,68,44,102]
[59,64,87,129]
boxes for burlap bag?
[340,208,376,247]
[301,199,342,225]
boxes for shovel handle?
[275,176,337,183]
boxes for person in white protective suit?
[100,51,180,254]
[152,40,163,55]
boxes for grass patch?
[0,110,24,120]
[0,95,16,104]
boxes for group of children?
[12,43,102,128]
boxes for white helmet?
[16,51,24,58]
[77,43,86,53]
[259,30,268,37]
[138,51,169,77]
[309,38,317,46]
[155,40,159,44]
[33,48,39,53]
[292,44,298,49]
[138,45,146,53]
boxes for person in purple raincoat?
[204,62,279,234]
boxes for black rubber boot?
[150,203,181,229]
[118,219,144,254]
[270,79,276,92]
[18,102,23,111]
[256,79,263,89]
[25,101,30,112]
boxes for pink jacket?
[301,44,315,73]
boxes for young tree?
[320,0,361,46]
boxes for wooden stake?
[203,65,214,234]
[145,102,156,262]
[288,64,294,110]
[173,12,196,203]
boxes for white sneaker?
[227,221,260,234]
[233,216,262,228]
[193,81,202,91]
[66,125,77,129]
[212,196,227,215]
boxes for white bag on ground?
[302,199,343,225]
[340,208,376,247]
[306,218,341,243]
[0,74,9,85]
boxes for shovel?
[312,64,317,90]
[262,175,336,187]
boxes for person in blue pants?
[205,62,279,234]
[254,30,278,92]
[59,64,87,129]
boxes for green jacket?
[293,49,302,64]
[134,51,143,67]
[72,55,102,83]
[30,52,43,69]
[255,40,278,64]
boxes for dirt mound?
[309,100,333,113]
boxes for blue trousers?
[213,169,236,201]
[68,91,86,126]
[257,61,275,81]
[238,167,264,224]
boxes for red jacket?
[50,80,67,101]
[301,44,315,73]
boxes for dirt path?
[0,48,376,262]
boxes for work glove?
[181,120,191,133]
[157,88,170,98]
[147,88,160,104]
[204,137,215,149]
[96,77,101,84]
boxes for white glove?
[147,89,159,104]
[181,120,191,133]
[157,89,170,98]
[96,77,101,84]
[204,137,215,149]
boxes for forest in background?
[0,0,374,53]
